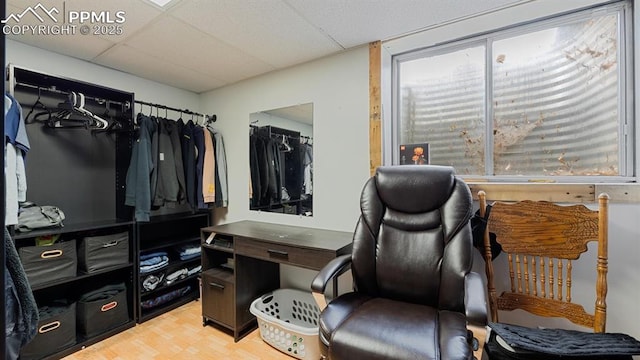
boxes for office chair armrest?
[311,254,352,310]
[465,271,488,327]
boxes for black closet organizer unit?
[130,99,212,324]
[7,65,137,360]
[136,212,209,323]
[250,125,308,215]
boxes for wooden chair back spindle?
[478,191,609,333]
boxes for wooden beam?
[369,41,382,176]
[469,183,595,203]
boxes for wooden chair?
[477,191,609,334]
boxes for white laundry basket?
[250,288,321,360]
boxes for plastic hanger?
[92,101,124,133]
[76,93,109,129]
[25,87,51,124]
[282,134,292,152]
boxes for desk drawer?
[235,237,334,270]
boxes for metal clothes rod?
[14,81,128,107]
[134,100,216,122]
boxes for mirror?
[249,103,313,216]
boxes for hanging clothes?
[168,119,187,205]
[5,94,30,225]
[249,131,262,207]
[149,116,160,209]
[181,120,197,210]
[5,94,30,152]
[256,135,270,205]
[125,107,225,214]
[265,138,281,204]
[125,114,156,222]
[302,143,313,196]
[153,118,181,208]
[202,129,216,204]
[211,130,229,208]
[192,125,207,210]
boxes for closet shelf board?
[13,219,134,240]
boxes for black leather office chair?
[311,165,487,360]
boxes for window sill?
[467,182,640,203]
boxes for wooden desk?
[200,220,353,341]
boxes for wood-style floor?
[62,300,291,360]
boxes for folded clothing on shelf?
[176,243,201,261]
[142,273,165,292]
[165,268,188,285]
[187,264,201,276]
[141,285,192,309]
[140,251,169,274]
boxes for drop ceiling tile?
[121,16,276,83]
[286,0,526,47]
[5,14,116,62]
[60,0,164,40]
[4,0,163,60]
[170,0,343,68]
[5,0,163,41]
[94,44,226,93]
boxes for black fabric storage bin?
[20,302,77,360]
[78,231,129,273]
[18,240,77,288]
[78,283,129,338]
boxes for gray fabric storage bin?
[18,240,77,288]
[77,283,129,338]
[20,302,77,360]
[78,231,129,273]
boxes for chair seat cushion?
[320,294,472,360]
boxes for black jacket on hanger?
[181,120,197,210]
[249,133,262,207]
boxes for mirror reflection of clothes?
[302,143,313,196]
[249,125,304,211]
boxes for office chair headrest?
[374,165,456,213]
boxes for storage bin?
[250,288,321,360]
[77,283,129,338]
[78,231,129,273]
[20,302,77,360]
[18,240,77,288]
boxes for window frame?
[384,0,635,183]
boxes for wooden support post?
[369,41,382,176]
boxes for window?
[391,1,633,181]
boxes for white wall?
[199,47,370,233]
[5,40,200,114]
[199,48,370,291]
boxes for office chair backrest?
[478,191,609,333]
[351,165,474,312]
